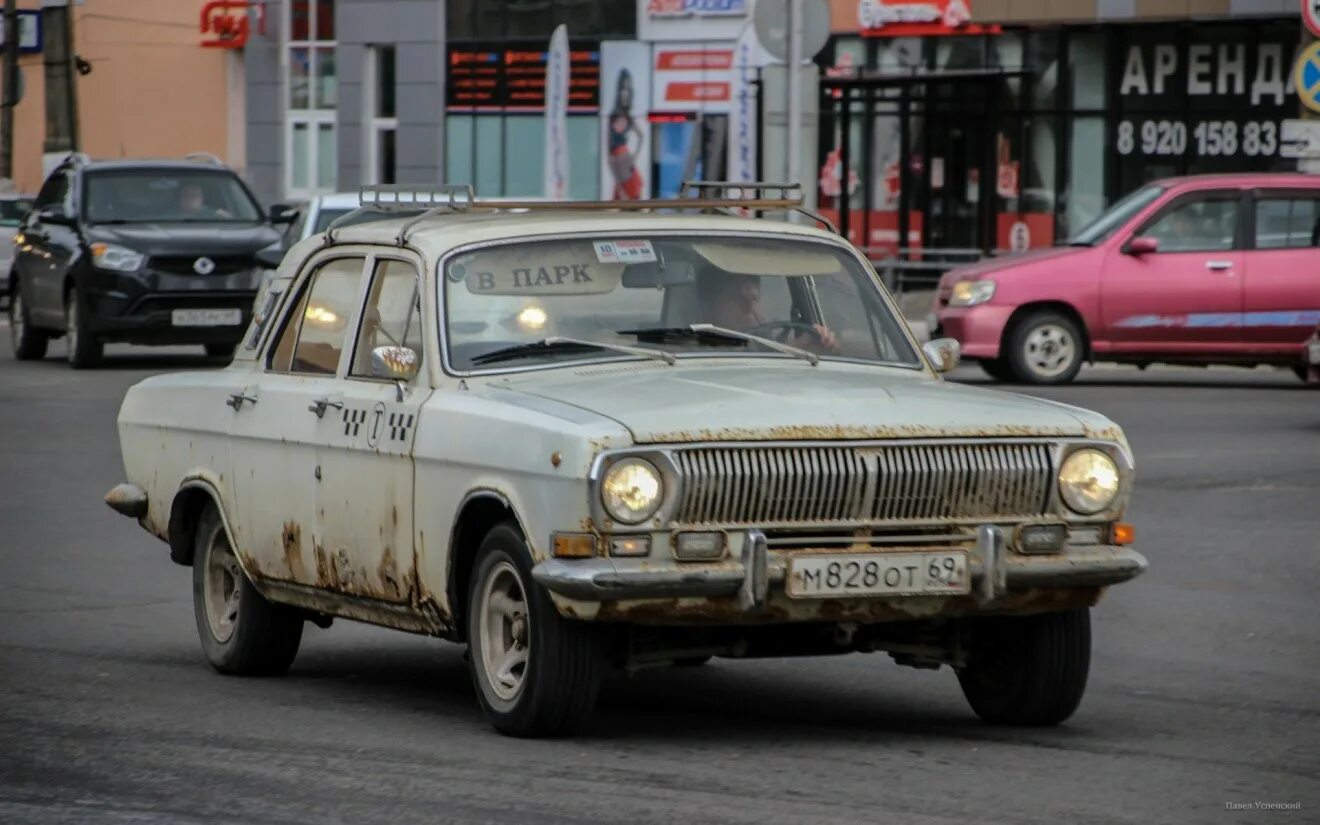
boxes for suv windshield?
[0,198,32,227]
[443,234,920,371]
[1065,185,1164,246]
[82,169,262,224]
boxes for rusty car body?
[107,183,1146,737]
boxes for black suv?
[7,154,287,367]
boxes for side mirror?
[922,337,961,374]
[1126,236,1158,255]
[269,203,295,224]
[371,345,420,382]
[255,246,284,269]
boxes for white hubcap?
[203,527,243,643]
[478,561,530,702]
[1024,324,1076,377]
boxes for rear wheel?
[466,522,606,737]
[1006,311,1084,385]
[191,503,303,676]
[8,284,49,360]
[64,286,103,369]
[958,608,1091,726]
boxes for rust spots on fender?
[281,521,305,579]
[377,545,403,600]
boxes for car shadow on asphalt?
[14,352,227,371]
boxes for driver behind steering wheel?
[697,270,840,354]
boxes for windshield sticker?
[593,239,657,264]
[453,244,623,296]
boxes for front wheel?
[466,523,606,737]
[957,608,1091,726]
[191,503,303,676]
[9,284,49,360]
[978,358,1015,383]
[65,286,103,369]
[1005,311,1084,384]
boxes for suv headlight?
[1058,448,1120,514]
[949,279,996,306]
[90,242,144,272]
[601,458,664,525]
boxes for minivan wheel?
[958,608,1091,726]
[1006,311,1084,384]
[9,285,49,360]
[192,503,303,676]
[65,287,103,369]
[466,522,606,738]
[979,357,1015,383]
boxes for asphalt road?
[1,336,1317,825]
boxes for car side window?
[1139,197,1239,253]
[1254,196,1320,250]
[268,257,365,374]
[350,259,423,379]
[34,171,71,214]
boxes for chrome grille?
[673,443,1053,526]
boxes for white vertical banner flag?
[728,24,760,193]
[544,24,570,199]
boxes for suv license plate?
[172,309,242,327]
[785,552,970,599]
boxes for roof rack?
[341,181,839,244]
[184,152,225,166]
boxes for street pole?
[786,0,801,188]
[64,0,78,152]
[42,0,79,169]
[1,0,19,183]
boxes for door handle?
[1205,260,1234,271]
[225,392,257,410]
[308,397,343,418]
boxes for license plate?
[785,551,970,599]
[1307,339,1320,366]
[172,309,242,327]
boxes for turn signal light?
[1112,523,1136,545]
[609,536,651,557]
[551,532,596,559]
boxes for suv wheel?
[1006,311,1084,384]
[467,522,606,737]
[64,286,103,369]
[9,284,49,360]
[192,502,303,675]
[957,608,1091,726]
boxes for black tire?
[1292,366,1319,386]
[205,342,237,360]
[64,286,103,369]
[466,522,606,737]
[1005,310,1084,385]
[675,656,713,667]
[978,358,1015,383]
[8,281,49,360]
[957,608,1091,726]
[191,503,303,676]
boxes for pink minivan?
[935,174,1320,384]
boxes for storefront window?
[1027,31,1059,110]
[1068,31,1106,110]
[1064,117,1106,239]
[447,0,634,39]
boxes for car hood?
[940,246,1088,285]
[496,360,1113,444]
[86,222,281,257]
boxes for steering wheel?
[746,320,822,344]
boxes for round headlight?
[601,458,664,525]
[1058,448,1120,515]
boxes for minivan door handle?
[1205,260,1234,271]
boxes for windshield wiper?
[470,336,676,367]
[619,324,819,366]
[616,326,750,346]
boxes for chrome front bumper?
[532,526,1147,609]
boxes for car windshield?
[82,169,262,224]
[0,198,33,226]
[313,207,354,234]
[443,234,920,371]
[1065,185,1164,246]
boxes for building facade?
[817,0,1312,254]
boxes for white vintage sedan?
[107,184,1146,737]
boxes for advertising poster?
[599,41,652,200]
